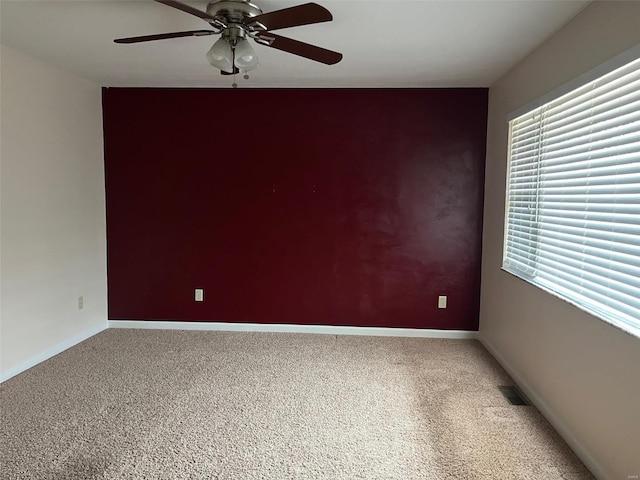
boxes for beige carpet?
[0,329,593,479]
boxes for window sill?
[500,266,640,341]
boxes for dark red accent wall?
[103,88,487,330]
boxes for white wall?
[480,2,640,479]
[0,45,107,381]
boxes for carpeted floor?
[0,329,593,479]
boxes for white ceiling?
[0,0,589,88]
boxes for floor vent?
[498,385,530,406]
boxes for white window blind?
[504,56,640,336]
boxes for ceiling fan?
[114,0,342,81]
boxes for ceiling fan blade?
[114,30,216,44]
[256,33,342,65]
[154,0,216,22]
[220,67,240,76]
[246,3,332,31]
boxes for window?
[503,54,640,337]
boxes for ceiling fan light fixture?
[234,37,259,72]
[206,37,233,73]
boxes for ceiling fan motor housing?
[206,0,263,23]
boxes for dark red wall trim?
[103,88,487,330]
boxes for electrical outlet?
[78,296,84,310]
[195,289,204,302]
[438,295,447,309]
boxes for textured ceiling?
[0,0,589,88]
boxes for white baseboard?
[477,334,607,480]
[0,322,107,383]
[109,320,479,339]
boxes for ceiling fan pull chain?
[232,47,238,88]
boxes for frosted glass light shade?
[234,38,259,71]
[206,37,233,73]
